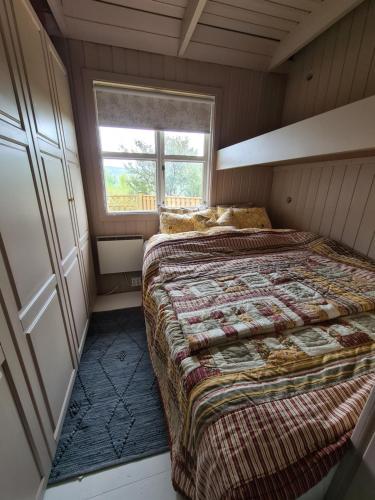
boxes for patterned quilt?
[143,228,375,500]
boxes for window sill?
[106,210,159,216]
[99,211,159,223]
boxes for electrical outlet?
[131,276,142,287]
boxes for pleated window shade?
[94,85,213,133]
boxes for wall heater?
[96,235,144,274]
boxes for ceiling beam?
[46,0,67,34]
[268,0,365,70]
[178,0,207,57]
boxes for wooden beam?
[268,0,365,70]
[216,95,375,169]
[46,0,67,34]
[178,0,207,57]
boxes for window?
[95,85,214,213]
[99,128,209,213]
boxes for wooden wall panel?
[282,0,375,125]
[269,157,375,258]
[215,166,273,206]
[275,0,375,260]
[62,39,286,240]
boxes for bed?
[142,228,375,500]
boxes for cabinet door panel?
[69,161,89,240]
[0,350,43,500]
[27,291,75,427]
[0,141,52,307]
[81,237,95,304]
[65,257,88,350]
[50,47,78,155]
[42,153,75,262]
[0,13,21,127]
[12,0,58,144]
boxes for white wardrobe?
[0,0,94,498]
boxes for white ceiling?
[48,0,365,72]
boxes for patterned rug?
[49,307,169,484]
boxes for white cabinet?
[0,350,43,500]
[13,0,59,145]
[0,0,95,497]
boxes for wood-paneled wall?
[269,157,375,258]
[274,0,375,259]
[282,0,375,125]
[63,39,285,239]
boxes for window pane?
[164,131,204,156]
[99,127,155,154]
[103,159,156,212]
[164,161,203,208]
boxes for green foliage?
[104,134,203,198]
[165,162,202,197]
[164,134,196,156]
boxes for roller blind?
[94,84,213,133]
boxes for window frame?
[100,129,211,214]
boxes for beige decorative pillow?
[195,207,217,219]
[215,208,235,226]
[159,207,271,233]
[159,206,199,214]
[231,207,272,229]
[194,207,218,227]
[216,202,253,216]
[159,206,217,219]
[160,212,196,233]
[192,213,211,231]
[160,210,223,233]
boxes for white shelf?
[217,95,375,170]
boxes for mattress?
[142,228,375,500]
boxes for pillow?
[160,212,195,233]
[192,213,212,231]
[159,206,217,221]
[216,202,253,216]
[231,207,272,229]
[159,212,214,233]
[159,206,199,214]
[215,208,235,226]
[195,207,217,219]
[194,207,218,227]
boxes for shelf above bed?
[216,95,375,170]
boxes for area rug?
[49,307,169,484]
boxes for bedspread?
[142,229,375,500]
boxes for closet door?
[10,0,59,147]
[12,0,91,354]
[49,45,78,158]
[41,149,88,352]
[1,0,76,450]
[0,4,21,131]
[0,346,43,500]
[69,159,93,313]
[47,42,90,352]
[0,289,50,500]
[0,140,76,448]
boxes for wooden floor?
[44,291,336,500]
[44,451,184,500]
[92,290,143,312]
